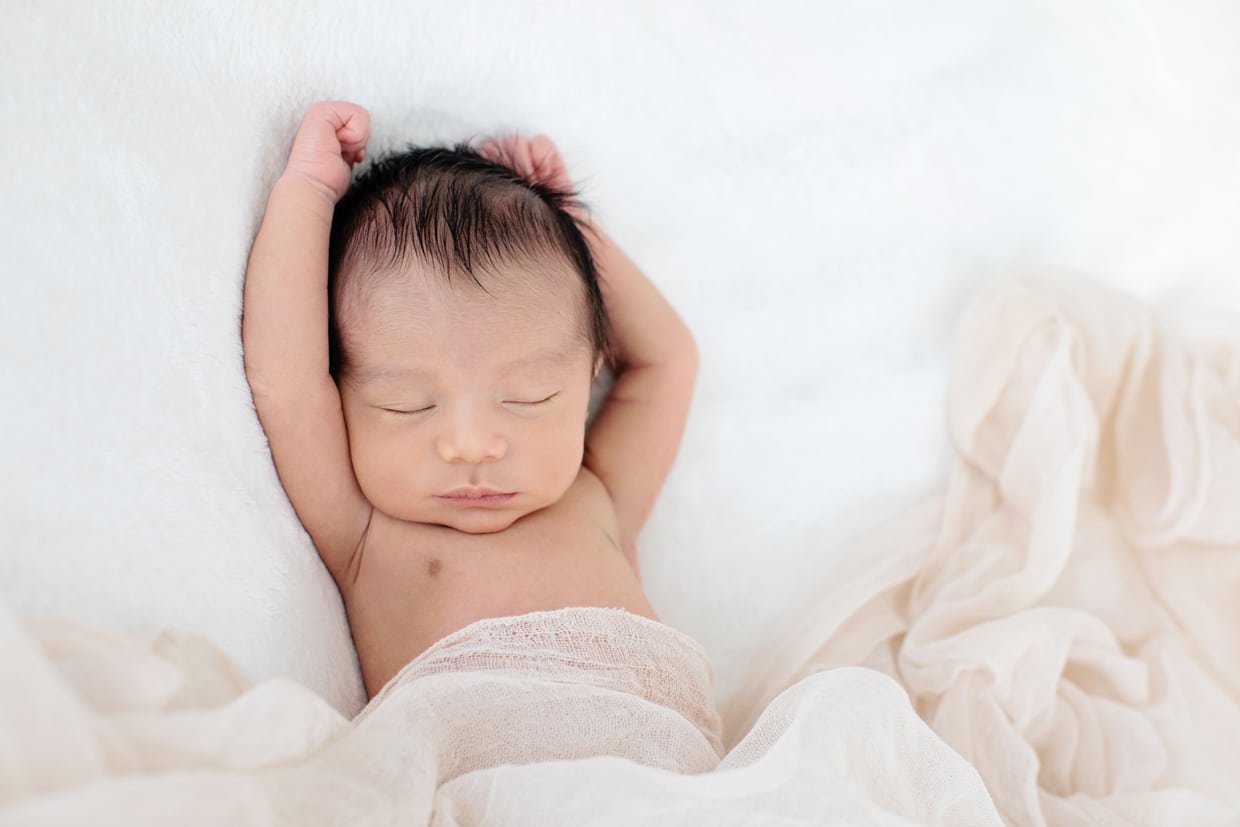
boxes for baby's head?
[327,143,607,533]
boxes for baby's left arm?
[581,224,699,567]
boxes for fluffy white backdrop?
[2,1,1239,718]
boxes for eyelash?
[508,393,558,407]
[384,405,435,416]
[382,393,558,416]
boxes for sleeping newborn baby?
[242,101,721,778]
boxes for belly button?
[427,558,442,577]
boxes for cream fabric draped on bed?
[726,278,1240,825]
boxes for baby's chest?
[343,482,647,695]
[368,500,623,606]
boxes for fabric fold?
[725,278,1240,826]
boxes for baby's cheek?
[547,423,586,493]
[352,429,422,515]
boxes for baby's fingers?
[478,134,528,170]
[479,133,571,191]
[529,135,560,173]
[331,102,370,155]
[287,101,370,201]
[298,100,370,154]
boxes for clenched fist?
[284,100,371,203]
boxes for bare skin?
[243,102,698,698]
[341,466,653,697]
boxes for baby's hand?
[479,134,575,197]
[284,100,371,203]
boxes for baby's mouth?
[437,487,516,507]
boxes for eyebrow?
[350,347,580,385]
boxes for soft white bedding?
[2,0,1239,735]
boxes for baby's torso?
[340,467,657,699]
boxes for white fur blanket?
[3,279,1237,825]
[4,1,1240,823]
[5,1,1240,725]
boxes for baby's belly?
[343,525,656,699]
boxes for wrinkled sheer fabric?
[0,603,1001,825]
[351,607,726,780]
[727,279,1240,826]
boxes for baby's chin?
[419,497,556,534]
[434,509,524,534]
[371,478,578,533]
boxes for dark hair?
[326,143,609,380]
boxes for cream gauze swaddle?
[351,607,724,781]
[0,592,1002,825]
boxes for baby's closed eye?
[503,392,558,407]
[381,404,435,416]
[376,393,559,416]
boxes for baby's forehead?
[344,263,592,372]
[357,252,582,312]
[347,319,592,389]
[348,336,588,387]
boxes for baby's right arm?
[242,101,374,587]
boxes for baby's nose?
[436,416,507,464]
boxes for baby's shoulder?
[572,462,606,492]
[564,464,628,555]
[563,463,617,511]
[518,464,621,544]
